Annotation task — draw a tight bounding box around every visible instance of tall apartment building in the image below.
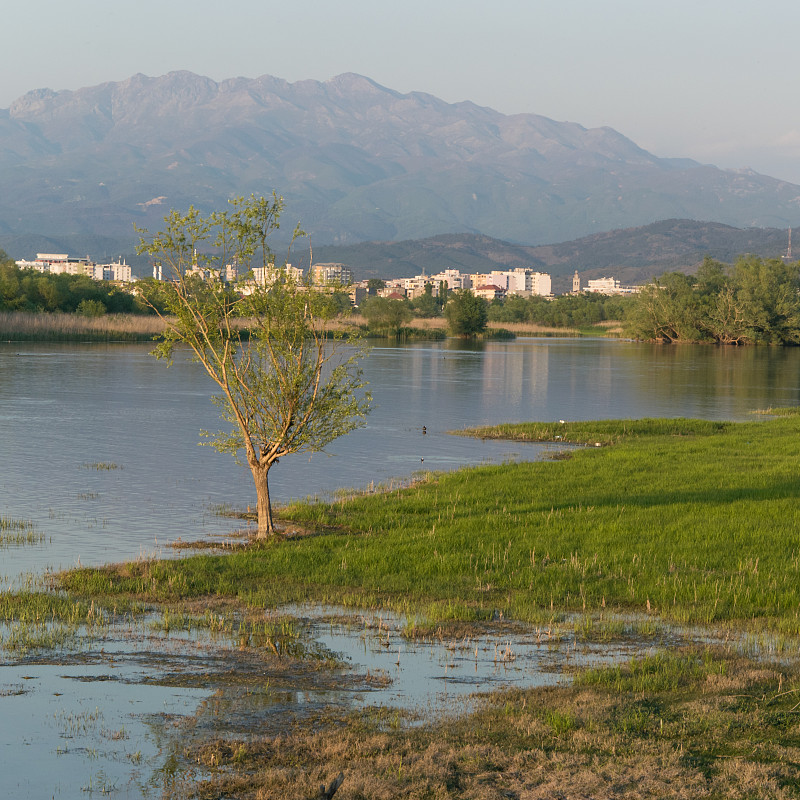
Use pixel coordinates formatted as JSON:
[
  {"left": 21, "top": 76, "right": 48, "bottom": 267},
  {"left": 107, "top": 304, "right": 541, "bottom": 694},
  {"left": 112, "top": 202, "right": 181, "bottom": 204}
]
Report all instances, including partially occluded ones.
[
  {"left": 509, "top": 269, "right": 551, "bottom": 296},
  {"left": 312, "top": 263, "right": 352, "bottom": 285},
  {"left": 429, "top": 269, "right": 471, "bottom": 291},
  {"left": 251, "top": 264, "right": 303, "bottom": 286},
  {"left": 470, "top": 269, "right": 551, "bottom": 297},
  {"left": 93, "top": 261, "right": 132, "bottom": 282}
]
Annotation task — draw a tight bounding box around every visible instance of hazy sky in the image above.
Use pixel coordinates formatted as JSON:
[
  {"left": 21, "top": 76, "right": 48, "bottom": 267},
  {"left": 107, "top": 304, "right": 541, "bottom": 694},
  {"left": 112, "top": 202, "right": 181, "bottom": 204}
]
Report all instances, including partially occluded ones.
[{"left": 7, "top": 0, "right": 800, "bottom": 182}]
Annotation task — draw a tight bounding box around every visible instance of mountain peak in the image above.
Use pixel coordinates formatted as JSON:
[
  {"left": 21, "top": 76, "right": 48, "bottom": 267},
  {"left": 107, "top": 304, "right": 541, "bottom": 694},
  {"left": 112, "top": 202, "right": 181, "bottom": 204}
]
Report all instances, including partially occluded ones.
[{"left": 326, "top": 72, "right": 389, "bottom": 93}]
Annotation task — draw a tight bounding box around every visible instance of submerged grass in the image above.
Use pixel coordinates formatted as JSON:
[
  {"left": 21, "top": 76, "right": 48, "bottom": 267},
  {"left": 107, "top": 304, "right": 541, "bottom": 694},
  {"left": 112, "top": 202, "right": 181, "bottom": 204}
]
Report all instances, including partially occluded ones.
[
  {"left": 0, "top": 516, "right": 44, "bottom": 546},
  {"left": 755, "top": 406, "right": 800, "bottom": 417},
  {"left": 80, "top": 461, "right": 122, "bottom": 471}
]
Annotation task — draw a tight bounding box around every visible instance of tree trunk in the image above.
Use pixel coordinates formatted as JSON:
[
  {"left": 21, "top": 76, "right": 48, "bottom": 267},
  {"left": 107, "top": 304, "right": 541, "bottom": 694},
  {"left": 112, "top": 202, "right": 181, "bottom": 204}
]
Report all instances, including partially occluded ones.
[{"left": 251, "top": 462, "right": 274, "bottom": 538}]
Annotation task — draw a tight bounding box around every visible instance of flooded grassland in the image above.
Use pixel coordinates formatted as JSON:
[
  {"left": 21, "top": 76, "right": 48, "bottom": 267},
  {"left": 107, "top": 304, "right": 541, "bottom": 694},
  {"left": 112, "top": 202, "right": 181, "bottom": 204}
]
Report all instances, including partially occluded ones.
[{"left": 4, "top": 568, "right": 800, "bottom": 799}]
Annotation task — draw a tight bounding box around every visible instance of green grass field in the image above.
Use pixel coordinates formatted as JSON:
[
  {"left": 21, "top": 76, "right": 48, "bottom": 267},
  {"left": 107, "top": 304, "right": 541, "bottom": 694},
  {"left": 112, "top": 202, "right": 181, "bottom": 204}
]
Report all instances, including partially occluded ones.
[{"left": 58, "top": 413, "right": 800, "bottom": 635}]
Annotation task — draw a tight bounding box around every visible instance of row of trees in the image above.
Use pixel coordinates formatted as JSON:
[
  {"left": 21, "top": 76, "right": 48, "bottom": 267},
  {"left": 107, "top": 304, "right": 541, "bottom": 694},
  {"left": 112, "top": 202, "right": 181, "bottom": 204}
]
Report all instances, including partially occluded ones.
[
  {"left": 360, "top": 290, "right": 489, "bottom": 336},
  {"left": 7, "top": 243, "right": 798, "bottom": 346},
  {"left": 360, "top": 286, "right": 632, "bottom": 337},
  {"left": 488, "top": 292, "right": 631, "bottom": 328},
  {"left": 626, "top": 256, "right": 800, "bottom": 344},
  {"left": 0, "top": 257, "right": 149, "bottom": 316}
]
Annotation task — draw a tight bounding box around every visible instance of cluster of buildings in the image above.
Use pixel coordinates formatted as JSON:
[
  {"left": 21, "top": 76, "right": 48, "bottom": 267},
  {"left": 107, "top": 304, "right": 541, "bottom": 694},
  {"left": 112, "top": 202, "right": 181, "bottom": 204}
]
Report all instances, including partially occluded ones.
[
  {"left": 374, "top": 268, "right": 553, "bottom": 300},
  {"left": 15, "top": 253, "right": 133, "bottom": 282},
  {"left": 14, "top": 252, "right": 640, "bottom": 300}
]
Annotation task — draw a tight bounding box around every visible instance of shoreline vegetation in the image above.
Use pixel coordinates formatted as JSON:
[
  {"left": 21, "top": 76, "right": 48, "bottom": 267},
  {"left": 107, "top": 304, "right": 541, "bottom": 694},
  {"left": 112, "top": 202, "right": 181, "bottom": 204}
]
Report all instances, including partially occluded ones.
[
  {"left": 0, "top": 309, "right": 168, "bottom": 341},
  {"left": 0, "top": 309, "right": 607, "bottom": 342},
  {"left": 6, "top": 251, "right": 800, "bottom": 345},
  {"left": 1, "top": 413, "right": 799, "bottom": 796},
  {"left": 35, "top": 411, "right": 800, "bottom": 797}
]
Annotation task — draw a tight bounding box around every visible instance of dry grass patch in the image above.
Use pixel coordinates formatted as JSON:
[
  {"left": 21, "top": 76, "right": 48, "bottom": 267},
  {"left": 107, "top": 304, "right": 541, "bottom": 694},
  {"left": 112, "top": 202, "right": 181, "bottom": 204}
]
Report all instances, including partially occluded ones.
[
  {"left": 172, "top": 648, "right": 800, "bottom": 800},
  {"left": 0, "top": 310, "right": 167, "bottom": 339}
]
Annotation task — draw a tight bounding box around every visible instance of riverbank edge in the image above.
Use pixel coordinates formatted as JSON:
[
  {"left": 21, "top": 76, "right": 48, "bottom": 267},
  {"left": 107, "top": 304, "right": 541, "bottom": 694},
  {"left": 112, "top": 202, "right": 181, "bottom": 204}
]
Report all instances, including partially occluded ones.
[{"left": 52, "top": 413, "right": 800, "bottom": 635}]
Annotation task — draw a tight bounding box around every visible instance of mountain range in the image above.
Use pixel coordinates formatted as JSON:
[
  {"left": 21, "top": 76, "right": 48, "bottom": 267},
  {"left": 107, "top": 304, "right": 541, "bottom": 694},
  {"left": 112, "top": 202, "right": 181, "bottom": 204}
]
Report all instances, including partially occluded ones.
[{"left": 2, "top": 69, "right": 800, "bottom": 269}]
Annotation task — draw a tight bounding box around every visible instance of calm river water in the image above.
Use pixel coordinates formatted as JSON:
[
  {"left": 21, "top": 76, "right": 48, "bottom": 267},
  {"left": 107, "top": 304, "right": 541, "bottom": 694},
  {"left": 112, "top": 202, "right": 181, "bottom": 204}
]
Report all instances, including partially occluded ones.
[{"left": 2, "top": 337, "right": 800, "bottom": 582}]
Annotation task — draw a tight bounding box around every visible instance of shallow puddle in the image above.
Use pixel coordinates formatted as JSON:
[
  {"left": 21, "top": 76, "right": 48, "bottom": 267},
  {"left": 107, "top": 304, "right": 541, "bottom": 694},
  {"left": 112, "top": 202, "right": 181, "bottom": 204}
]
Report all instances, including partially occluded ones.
[
  {"left": 1, "top": 662, "right": 209, "bottom": 798},
  {"left": 0, "top": 605, "right": 706, "bottom": 798},
  {"left": 300, "top": 606, "right": 677, "bottom": 719}
]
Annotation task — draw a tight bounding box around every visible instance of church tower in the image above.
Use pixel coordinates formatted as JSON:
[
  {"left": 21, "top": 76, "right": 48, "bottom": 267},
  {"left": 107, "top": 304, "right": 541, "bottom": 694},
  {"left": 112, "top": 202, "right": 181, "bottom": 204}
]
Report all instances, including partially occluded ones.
[{"left": 572, "top": 270, "right": 580, "bottom": 293}]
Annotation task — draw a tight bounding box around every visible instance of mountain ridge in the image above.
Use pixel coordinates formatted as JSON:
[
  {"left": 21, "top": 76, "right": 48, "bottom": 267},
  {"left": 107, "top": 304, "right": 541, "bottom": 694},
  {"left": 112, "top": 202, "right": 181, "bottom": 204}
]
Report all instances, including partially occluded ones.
[{"left": 2, "top": 70, "right": 800, "bottom": 252}]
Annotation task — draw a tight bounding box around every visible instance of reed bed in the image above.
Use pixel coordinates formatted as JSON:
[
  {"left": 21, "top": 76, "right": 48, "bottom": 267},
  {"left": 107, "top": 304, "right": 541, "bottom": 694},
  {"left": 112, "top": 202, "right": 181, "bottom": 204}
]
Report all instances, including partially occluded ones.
[
  {"left": 0, "top": 311, "right": 167, "bottom": 341},
  {"left": 0, "top": 310, "right": 592, "bottom": 343},
  {"left": 343, "top": 314, "right": 583, "bottom": 337},
  {"left": 489, "top": 320, "right": 582, "bottom": 336}
]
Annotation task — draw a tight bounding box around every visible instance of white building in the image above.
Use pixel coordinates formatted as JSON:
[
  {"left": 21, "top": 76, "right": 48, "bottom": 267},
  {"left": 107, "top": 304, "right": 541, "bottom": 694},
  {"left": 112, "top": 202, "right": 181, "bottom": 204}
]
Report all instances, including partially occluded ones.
[
  {"left": 16, "top": 253, "right": 133, "bottom": 282},
  {"left": 371, "top": 267, "right": 551, "bottom": 299},
  {"left": 251, "top": 263, "right": 303, "bottom": 286},
  {"left": 508, "top": 269, "right": 551, "bottom": 297},
  {"left": 470, "top": 269, "right": 551, "bottom": 297},
  {"left": 585, "top": 276, "right": 640, "bottom": 295},
  {"left": 94, "top": 260, "right": 132, "bottom": 282},
  {"left": 239, "top": 264, "right": 304, "bottom": 294},
  {"left": 401, "top": 275, "right": 430, "bottom": 295},
  {"left": 429, "top": 269, "right": 471, "bottom": 291},
  {"left": 17, "top": 253, "right": 92, "bottom": 276}
]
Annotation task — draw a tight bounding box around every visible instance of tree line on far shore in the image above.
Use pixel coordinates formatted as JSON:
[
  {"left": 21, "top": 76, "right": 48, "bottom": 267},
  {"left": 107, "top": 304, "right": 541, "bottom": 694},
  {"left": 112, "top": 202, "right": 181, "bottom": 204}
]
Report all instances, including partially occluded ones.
[
  {"left": 360, "top": 282, "right": 631, "bottom": 336},
  {"left": 0, "top": 252, "right": 152, "bottom": 316},
  {"left": 627, "top": 255, "right": 800, "bottom": 344},
  {"left": 363, "top": 255, "right": 800, "bottom": 344}
]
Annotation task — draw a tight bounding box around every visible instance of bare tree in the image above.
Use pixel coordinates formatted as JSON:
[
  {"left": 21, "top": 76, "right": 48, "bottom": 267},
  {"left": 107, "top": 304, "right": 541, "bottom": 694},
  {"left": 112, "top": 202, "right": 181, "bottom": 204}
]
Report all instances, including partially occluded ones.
[{"left": 137, "top": 195, "right": 370, "bottom": 537}]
